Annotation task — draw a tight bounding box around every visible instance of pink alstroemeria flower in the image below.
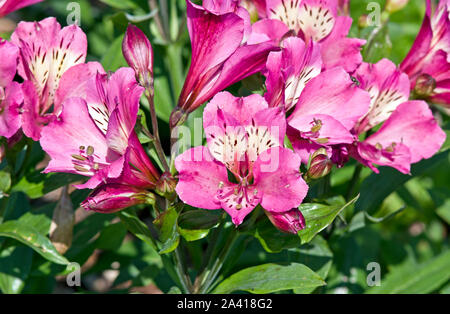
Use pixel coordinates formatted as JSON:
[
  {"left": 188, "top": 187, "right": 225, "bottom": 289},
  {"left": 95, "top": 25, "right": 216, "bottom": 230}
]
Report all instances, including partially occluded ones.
[
  {"left": 40, "top": 64, "right": 160, "bottom": 191},
  {"left": 169, "top": 0, "right": 278, "bottom": 127},
  {"left": 350, "top": 59, "right": 446, "bottom": 174},
  {"left": 10, "top": 17, "right": 87, "bottom": 140},
  {"left": 0, "top": 39, "right": 22, "bottom": 139},
  {"left": 252, "top": 0, "right": 365, "bottom": 72},
  {"left": 286, "top": 67, "right": 371, "bottom": 164},
  {"left": 264, "top": 36, "right": 322, "bottom": 110},
  {"left": 175, "top": 92, "right": 308, "bottom": 226},
  {"left": 0, "top": 0, "right": 42, "bottom": 17},
  {"left": 400, "top": 0, "right": 450, "bottom": 106}
]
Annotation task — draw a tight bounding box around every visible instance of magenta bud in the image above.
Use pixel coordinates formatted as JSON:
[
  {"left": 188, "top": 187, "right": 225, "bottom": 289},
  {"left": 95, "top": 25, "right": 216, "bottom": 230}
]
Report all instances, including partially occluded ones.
[
  {"left": 265, "top": 209, "right": 306, "bottom": 234},
  {"left": 122, "top": 24, "right": 153, "bottom": 88},
  {"left": 81, "top": 184, "right": 155, "bottom": 213},
  {"left": 308, "top": 148, "right": 333, "bottom": 180},
  {"left": 414, "top": 73, "right": 436, "bottom": 98}
]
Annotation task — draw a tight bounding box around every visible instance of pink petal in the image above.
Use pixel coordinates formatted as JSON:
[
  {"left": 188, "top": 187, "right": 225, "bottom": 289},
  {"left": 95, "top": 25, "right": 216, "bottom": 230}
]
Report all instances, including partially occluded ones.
[
  {"left": 253, "top": 147, "right": 308, "bottom": 213},
  {"left": 355, "top": 59, "right": 410, "bottom": 132},
  {"left": 0, "top": 0, "right": 42, "bottom": 17},
  {"left": 0, "top": 82, "right": 22, "bottom": 138},
  {"left": 175, "top": 146, "right": 228, "bottom": 210},
  {"left": 364, "top": 101, "right": 446, "bottom": 165},
  {"left": 0, "top": 39, "right": 19, "bottom": 87},
  {"left": 320, "top": 16, "right": 365, "bottom": 72},
  {"left": 40, "top": 97, "right": 121, "bottom": 180},
  {"left": 290, "top": 67, "right": 370, "bottom": 130}
]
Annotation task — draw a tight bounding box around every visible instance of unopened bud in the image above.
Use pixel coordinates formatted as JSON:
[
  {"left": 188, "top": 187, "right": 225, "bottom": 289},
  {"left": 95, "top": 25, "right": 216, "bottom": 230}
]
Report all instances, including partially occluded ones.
[
  {"left": 358, "top": 15, "right": 370, "bottom": 28},
  {"left": 265, "top": 208, "right": 306, "bottom": 234},
  {"left": 82, "top": 184, "right": 155, "bottom": 213},
  {"left": 156, "top": 172, "right": 177, "bottom": 199},
  {"left": 386, "top": 0, "right": 409, "bottom": 13},
  {"left": 307, "top": 148, "right": 333, "bottom": 180},
  {"left": 122, "top": 24, "right": 153, "bottom": 88},
  {"left": 414, "top": 73, "right": 436, "bottom": 98}
]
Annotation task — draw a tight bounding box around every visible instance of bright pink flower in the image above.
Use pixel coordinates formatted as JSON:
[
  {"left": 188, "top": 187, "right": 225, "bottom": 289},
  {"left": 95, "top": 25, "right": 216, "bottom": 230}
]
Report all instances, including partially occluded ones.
[
  {"left": 40, "top": 64, "right": 160, "bottom": 190},
  {"left": 400, "top": 0, "right": 450, "bottom": 106},
  {"left": 0, "top": 0, "right": 42, "bottom": 17},
  {"left": 354, "top": 59, "right": 411, "bottom": 134},
  {"left": 175, "top": 92, "right": 308, "bottom": 226},
  {"left": 81, "top": 183, "right": 155, "bottom": 213},
  {"left": 169, "top": 0, "right": 278, "bottom": 127},
  {"left": 287, "top": 67, "right": 371, "bottom": 163},
  {"left": 253, "top": 0, "right": 365, "bottom": 72},
  {"left": 0, "top": 39, "right": 22, "bottom": 139},
  {"left": 356, "top": 101, "right": 446, "bottom": 174},
  {"left": 349, "top": 59, "right": 446, "bottom": 174},
  {"left": 264, "top": 36, "right": 322, "bottom": 110},
  {"left": 265, "top": 208, "right": 305, "bottom": 234},
  {"left": 10, "top": 17, "right": 87, "bottom": 140},
  {"left": 122, "top": 24, "right": 153, "bottom": 88}
]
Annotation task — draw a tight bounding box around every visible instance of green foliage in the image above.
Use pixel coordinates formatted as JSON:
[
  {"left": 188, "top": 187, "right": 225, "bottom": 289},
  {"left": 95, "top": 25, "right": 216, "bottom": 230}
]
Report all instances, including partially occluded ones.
[{"left": 0, "top": 0, "right": 448, "bottom": 295}]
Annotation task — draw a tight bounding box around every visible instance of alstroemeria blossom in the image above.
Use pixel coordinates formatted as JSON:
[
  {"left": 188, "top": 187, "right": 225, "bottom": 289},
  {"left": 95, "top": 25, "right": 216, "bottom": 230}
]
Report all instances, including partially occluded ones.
[
  {"left": 0, "top": 0, "right": 42, "bottom": 17},
  {"left": 10, "top": 17, "right": 87, "bottom": 140},
  {"left": 175, "top": 92, "right": 308, "bottom": 226},
  {"left": 169, "top": 0, "right": 278, "bottom": 127},
  {"left": 400, "top": 0, "right": 450, "bottom": 106},
  {"left": 253, "top": 0, "right": 365, "bottom": 72},
  {"left": 354, "top": 59, "right": 411, "bottom": 134},
  {"left": 41, "top": 64, "right": 160, "bottom": 190},
  {"left": 349, "top": 59, "right": 446, "bottom": 174},
  {"left": 264, "top": 36, "right": 322, "bottom": 110},
  {"left": 287, "top": 67, "right": 371, "bottom": 164},
  {"left": 0, "top": 39, "right": 22, "bottom": 139}
]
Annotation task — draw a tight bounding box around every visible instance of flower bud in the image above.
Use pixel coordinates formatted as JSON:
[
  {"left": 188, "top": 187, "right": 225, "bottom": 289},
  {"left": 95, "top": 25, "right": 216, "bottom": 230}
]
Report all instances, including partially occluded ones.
[
  {"left": 385, "top": 0, "right": 409, "bottom": 13},
  {"left": 81, "top": 184, "right": 155, "bottom": 213},
  {"left": 414, "top": 73, "right": 436, "bottom": 98},
  {"left": 156, "top": 172, "right": 177, "bottom": 200},
  {"left": 122, "top": 24, "right": 153, "bottom": 88},
  {"left": 358, "top": 15, "right": 370, "bottom": 28},
  {"left": 307, "top": 148, "right": 333, "bottom": 180},
  {"left": 265, "top": 209, "right": 306, "bottom": 234}
]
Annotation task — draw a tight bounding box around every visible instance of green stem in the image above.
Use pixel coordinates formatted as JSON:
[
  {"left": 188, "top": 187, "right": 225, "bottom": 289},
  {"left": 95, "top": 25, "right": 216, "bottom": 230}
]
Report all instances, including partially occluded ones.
[
  {"left": 173, "top": 245, "right": 193, "bottom": 293},
  {"left": 346, "top": 164, "right": 363, "bottom": 201},
  {"left": 144, "top": 88, "right": 170, "bottom": 173},
  {"left": 198, "top": 228, "right": 239, "bottom": 294}
]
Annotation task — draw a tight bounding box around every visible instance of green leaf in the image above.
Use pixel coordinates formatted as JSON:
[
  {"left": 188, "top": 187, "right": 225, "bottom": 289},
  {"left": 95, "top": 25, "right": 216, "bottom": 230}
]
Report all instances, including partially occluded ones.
[
  {"left": 0, "top": 245, "right": 33, "bottom": 294},
  {"left": 0, "top": 221, "right": 69, "bottom": 265},
  {"left": 213, "top": 263, "right": 325, "bottom": 294},
  {"left": 367, "top": 250, "right": 450, "bottom": 294},
  {"left": 178, "top": 210, "right": 221, "bottom": 230},
  {"left": 253, "top": 218, "right": 301, "bottom": 253},
  {"left": 178, "top": 228, "right": 209, "bottom": 242},
  {"left": 357, "top": 150, "right": 450, "bottom": 214},
  {"left": 298, "top": 195, "right": 359, "bottom": 244},
  {"left": 95, "top": 222, "right": 127, "bottom": 251},
  {"left": 100, "top": 0, "right": 139, "bottom": 10},
  {"left": 11, "top": 172, "right": 83, "bottom": 199},
  {"left": 154, "top": 206, "right": 180, "bottom": 254},
  {"left": 0, "top": 171, "right": 11, "bottom": 197},
  {"left": 101, "top": 35, "right": 127, "bottom": 72},
  {"left": 117, "top": 209, "right": 157, "bottom": 250}
]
